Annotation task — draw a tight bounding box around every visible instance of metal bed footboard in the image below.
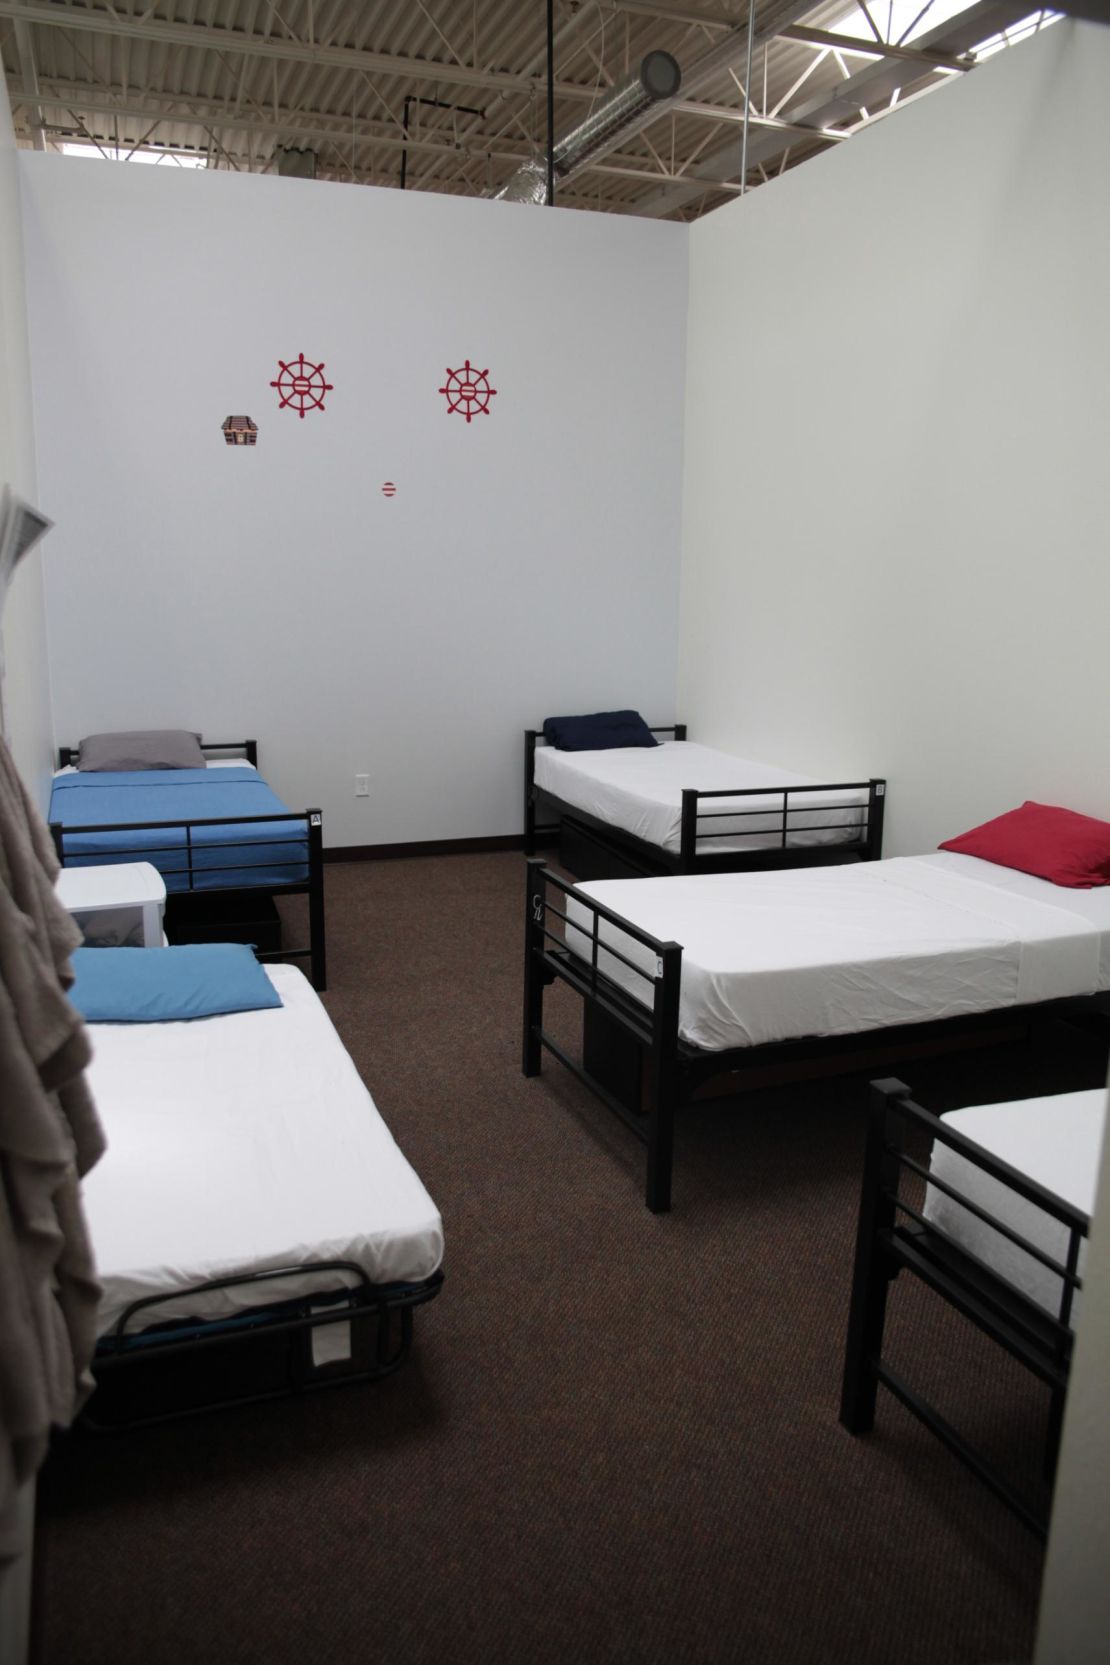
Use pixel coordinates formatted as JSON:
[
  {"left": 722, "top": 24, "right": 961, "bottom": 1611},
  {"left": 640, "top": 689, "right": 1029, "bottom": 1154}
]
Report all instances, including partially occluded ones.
[
  {"left": 50, "top": 807, "right": 327, "bottom": 991},
  {"left": 56, "top": 738, "right": 260, "bottom": 770},
  {"left": 86, "top": 1261, "right": 444, "bottom": 1431},
  {"left": 840, "top": 1078, "right": 1089, "bottom": 1537},
  {"left": 523, "top": 857, "right": 683, "bottom": 1212},
  {"left": 678, "top": 777, "right": 885, "bottom": 870}
]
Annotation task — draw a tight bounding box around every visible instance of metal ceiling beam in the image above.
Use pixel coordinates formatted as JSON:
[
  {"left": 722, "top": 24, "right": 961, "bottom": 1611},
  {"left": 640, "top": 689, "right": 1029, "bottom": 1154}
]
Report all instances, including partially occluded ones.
[
  {"left": 780, "top": 25, "right": 975, "bottom": 71},
  {"left": 609, "top": 1, "right": 736, "bottom": 24},
  {"left": 5, "top": 71, "right": 840, "bottom": 200},
  {"left": 626, "top": 0, "right": 1045, "bottom": 217},
  {"left": 0, "top": 0, "right": 819, "bottom": 130},
  {"left": 782, "top": 0, "right": 1031, "bottom": 127},
  {"left": 7, "top": 81, "right": 518, "bottom": 162},
  {"left": 12, "top": 16, "right": 44, "bottom": 149},
  {"left": 670, "top": 0, "right": 825, "bottom": 97},
  {"left": 9, "top": 77, "right": 749, "bottom": 197},
  {"left": 520, "top": 0, "right": 821, "bottom": 187},
  {"left": 0, "top": 0, "right": 834, "bottom": 219},
  {"left": 673, "top": 99, "right": 842, "bottom": 133},
  {"left": 0, "top": 0, "right": 661, "bottom": 104}
]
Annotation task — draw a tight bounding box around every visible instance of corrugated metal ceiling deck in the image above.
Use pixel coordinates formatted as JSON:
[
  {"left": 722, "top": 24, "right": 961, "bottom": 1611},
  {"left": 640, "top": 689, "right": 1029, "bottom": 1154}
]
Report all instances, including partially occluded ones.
[{"left": 0, "top": 1, "right": 1061, "bottom": 217}]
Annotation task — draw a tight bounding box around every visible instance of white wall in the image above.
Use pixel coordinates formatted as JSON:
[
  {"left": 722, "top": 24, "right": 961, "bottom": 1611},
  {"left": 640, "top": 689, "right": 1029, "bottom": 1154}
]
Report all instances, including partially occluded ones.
[
  {"left": 1036, "top": 1071, "right": 1110, "bottom": 1664},
  {"left": 679, "top": 20, "right": 1110, "bottom": 856},
  {"left": 0, "top": 75, "right": 53, "bottom": 810},
  {"left": 20, "top": 157, "right": 686, "bottom": 846}
]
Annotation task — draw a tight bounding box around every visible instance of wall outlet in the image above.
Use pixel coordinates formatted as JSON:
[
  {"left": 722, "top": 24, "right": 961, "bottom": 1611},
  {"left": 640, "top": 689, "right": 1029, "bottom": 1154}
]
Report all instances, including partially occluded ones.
[{"left": 354, "top": 774, "right": 369, "bottom": 797}]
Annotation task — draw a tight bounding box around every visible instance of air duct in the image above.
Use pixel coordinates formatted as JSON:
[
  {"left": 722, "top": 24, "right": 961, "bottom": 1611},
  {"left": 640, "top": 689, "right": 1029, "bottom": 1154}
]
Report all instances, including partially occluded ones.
[{"left": 491, "top": 50, "right": 681, "bottom": 204}]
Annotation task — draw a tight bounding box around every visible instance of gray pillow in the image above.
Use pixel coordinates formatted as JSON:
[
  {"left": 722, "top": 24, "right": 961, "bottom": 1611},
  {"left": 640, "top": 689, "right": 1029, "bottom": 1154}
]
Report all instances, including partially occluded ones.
[{"left": 77, "top": 729, "right": 206, "bottom": 772}]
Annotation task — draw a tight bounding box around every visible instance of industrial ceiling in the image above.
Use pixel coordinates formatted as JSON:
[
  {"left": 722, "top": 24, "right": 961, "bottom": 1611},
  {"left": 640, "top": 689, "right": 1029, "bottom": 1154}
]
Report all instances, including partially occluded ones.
[{"left": 0, "top": 1, "right": 1063, "bottom": 219}]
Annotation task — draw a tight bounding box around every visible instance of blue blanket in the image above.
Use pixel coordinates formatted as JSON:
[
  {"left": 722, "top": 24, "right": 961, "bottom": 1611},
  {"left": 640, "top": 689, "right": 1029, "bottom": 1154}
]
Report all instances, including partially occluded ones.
[{"left": 49, "top": 768, "right": 309, "bottom": 891}]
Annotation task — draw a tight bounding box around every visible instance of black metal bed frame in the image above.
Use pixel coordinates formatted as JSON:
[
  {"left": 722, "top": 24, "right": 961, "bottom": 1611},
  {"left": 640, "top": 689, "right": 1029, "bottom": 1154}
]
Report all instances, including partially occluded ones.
[
  {"left": 51, "top": 738, "right": 327, "bottom": 990},
  {"left": 524, "top": 725, "right": 886, "bottom": 880},
  {"left": 523, "top": 859, "right": 1098, "bottom": 1214},
  {"left": 86, "top": 1262, "right": 444, "bottom": 1431},
  {"left": 840, "top": 1079, "right": 1089, "bottom": 1537},
  {"left": 55, "top": 738, "right": 259, "bottom": 771}
]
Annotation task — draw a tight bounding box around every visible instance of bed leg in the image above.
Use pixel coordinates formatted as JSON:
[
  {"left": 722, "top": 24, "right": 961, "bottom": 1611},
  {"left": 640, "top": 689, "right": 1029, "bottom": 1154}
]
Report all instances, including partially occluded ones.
[
  {"left": 679, "top": 790, "right": 698, "bottom": 875},
  {"left": 523, "top": 860, "right": 546, "bottom": 1076},
  {"left": 840, "top": 1079, "right": 909, "bottom": 1433},
  {"left": 1044, "top": 1382, "right": 1068, "bottom": 1485},
  {"left": 644, "top": 1101, "right": 674, "bottom": 1213},
  {"left": 644, "top": 943, "right": 682, "bottom": 1213},
  {"left": 307, "top": 811, "right": 327, "bottom": 991}
]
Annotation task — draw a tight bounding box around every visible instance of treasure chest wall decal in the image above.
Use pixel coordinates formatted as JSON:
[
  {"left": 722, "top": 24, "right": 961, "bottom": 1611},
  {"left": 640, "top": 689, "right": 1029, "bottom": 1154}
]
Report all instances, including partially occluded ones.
[{"left": 222, "top": 415, "right": 258, "bottom": 446}]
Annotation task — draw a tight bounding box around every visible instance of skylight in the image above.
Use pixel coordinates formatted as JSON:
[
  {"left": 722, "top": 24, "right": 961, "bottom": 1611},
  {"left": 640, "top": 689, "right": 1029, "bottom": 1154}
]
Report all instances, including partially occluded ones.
[
  {"left": 830, "top": 2, "right": 1061, "bottom": 62},
  {"left": 59, "top": 142, "right": 207, "bottom": 168}
]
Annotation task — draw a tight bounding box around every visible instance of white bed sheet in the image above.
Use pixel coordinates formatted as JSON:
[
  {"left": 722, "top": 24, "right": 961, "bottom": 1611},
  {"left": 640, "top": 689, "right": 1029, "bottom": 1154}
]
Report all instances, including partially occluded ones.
[
  {"left": 565, "top": 852, "right": 1110, "bottom": 1051},
  {"left": 83, "top": 964, "right": 444, "bottom": 1336},
  {"left": 925, "top": 1088, "right": 1106, "bottom": 1319},
  {"left": 534, "top": 741, "right": 868, "bottom": 855}
]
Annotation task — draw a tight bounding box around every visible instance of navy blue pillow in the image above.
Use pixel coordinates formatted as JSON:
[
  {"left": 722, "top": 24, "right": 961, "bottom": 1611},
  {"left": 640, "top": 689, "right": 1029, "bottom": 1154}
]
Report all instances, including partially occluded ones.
[
  {"left": 542, "top": 710, "right": 659, "bottom": 752},
  {"left": 69, "top": 943, "right": 283, "bottom": 1023}
]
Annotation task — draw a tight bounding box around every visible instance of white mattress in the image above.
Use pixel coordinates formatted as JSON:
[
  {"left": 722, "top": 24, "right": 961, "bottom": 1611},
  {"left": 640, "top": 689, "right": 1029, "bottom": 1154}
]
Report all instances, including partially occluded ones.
[
  {"left": 83, "top": 964, "right": 444, "bottom": 1336},
  {"left": 54, "top": 757, "right": 256, "bottom": 777},
  {"left": 566, "top": 852, "right": 1110, "bottom": 1051},
  {"left": 534, "top": 741, "right": 868, "bottom": 855},
  {"left": 925, "top": 1088, "right": 1106, "bottom": 1319}
]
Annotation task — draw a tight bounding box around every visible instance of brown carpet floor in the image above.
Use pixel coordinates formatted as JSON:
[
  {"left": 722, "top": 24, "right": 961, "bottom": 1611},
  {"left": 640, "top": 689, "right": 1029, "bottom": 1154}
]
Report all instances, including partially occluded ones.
[{"left": 32, "top": 854, "right": 1109, "bottom": 1665}]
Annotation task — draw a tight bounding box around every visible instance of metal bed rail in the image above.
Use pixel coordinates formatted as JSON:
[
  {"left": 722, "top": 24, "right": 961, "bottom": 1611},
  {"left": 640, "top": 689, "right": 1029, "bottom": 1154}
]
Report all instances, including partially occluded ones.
[
  {"left": 523, "top": 857, "right": 682, "bottom": 1212},
  {"left": 51, "top": 809, "right": 313, "bottom": 881},
  {"left": 51, "top": 808, "right": 327, "bottom": 990},
  {"left": 840, "top": 1078, "right": 1090, "bottom": 1537},
  {"left": 87, "top": 1261, "right": 444, "bottom": 1431},
  {"left": 678, "top": 777, "right": 885, "bottom": 868},
  {"left": 57, "top": 738, "right": 259, "bottom": 769}
]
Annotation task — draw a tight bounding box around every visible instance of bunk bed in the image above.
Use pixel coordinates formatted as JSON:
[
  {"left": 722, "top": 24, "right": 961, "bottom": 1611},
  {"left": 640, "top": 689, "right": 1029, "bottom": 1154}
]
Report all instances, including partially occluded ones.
[
  {"left": 524, "top": 721, "right": 885, "bottom": 880},
  {"left": 75, "top": 952, "right": 443, "bottom": 1428},
  {"left": 522, "top": 844, "right": 1110, "bottom": 1210},
  {"left": 49, "top": 733, "right": 326, "bottom": 989},
  {"left": 840, "top": 1078, "right": 1102, "bottom": 1536}
]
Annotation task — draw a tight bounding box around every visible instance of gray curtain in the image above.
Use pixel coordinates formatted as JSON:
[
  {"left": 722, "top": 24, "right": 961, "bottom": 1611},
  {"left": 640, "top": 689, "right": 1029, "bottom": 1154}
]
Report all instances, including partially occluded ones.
[{"left": 0, "top": 736, "right": 104, "bottom": 1560}]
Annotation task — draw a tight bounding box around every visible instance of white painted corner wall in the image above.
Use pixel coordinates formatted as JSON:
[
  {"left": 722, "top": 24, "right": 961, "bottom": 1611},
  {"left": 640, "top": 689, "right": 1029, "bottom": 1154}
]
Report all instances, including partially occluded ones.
[
  {"left": 0, "top": 75, "right": 53, "bottom": 811},
  {"left": 1036, "top": 1074, "right": 1110, "bottom": 1665},
  {"left": 20, "top": 159, "right": 687, "bottom": 845},
  {"left": 679, "top": 19, "right": 1110, "bottom": 857}
]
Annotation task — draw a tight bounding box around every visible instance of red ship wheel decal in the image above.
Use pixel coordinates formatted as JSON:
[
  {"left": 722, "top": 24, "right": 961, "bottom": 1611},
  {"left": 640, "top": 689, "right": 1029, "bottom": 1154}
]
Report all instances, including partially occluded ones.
[
  {"left": 439, "top": 360, "right": 497, "bottom": 422},
  {"left": 270, "top": 353, "right": 334, "bottom": 418}
]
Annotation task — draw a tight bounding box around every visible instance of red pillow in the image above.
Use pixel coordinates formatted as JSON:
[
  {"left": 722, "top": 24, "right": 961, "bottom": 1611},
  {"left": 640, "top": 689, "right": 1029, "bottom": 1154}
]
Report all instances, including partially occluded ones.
[{"left": 939, "top": 801, "right": 1110, "bottom": 888}]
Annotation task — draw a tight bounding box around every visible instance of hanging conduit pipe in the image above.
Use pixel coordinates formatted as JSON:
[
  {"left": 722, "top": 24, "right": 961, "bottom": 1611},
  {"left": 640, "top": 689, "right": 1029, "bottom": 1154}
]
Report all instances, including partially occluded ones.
[
  {"left": 491, "top": 50, "right": 681, "bottom": 205},
  {"left": 546, "top": 0, "right": 555, "bottom": 206}
]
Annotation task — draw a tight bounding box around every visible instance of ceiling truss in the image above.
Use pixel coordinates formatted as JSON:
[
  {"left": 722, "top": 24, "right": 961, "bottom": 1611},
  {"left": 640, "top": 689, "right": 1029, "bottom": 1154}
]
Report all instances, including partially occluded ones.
[{"left": 0, "top": 1, "right": 1065, "bottom": 218}]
